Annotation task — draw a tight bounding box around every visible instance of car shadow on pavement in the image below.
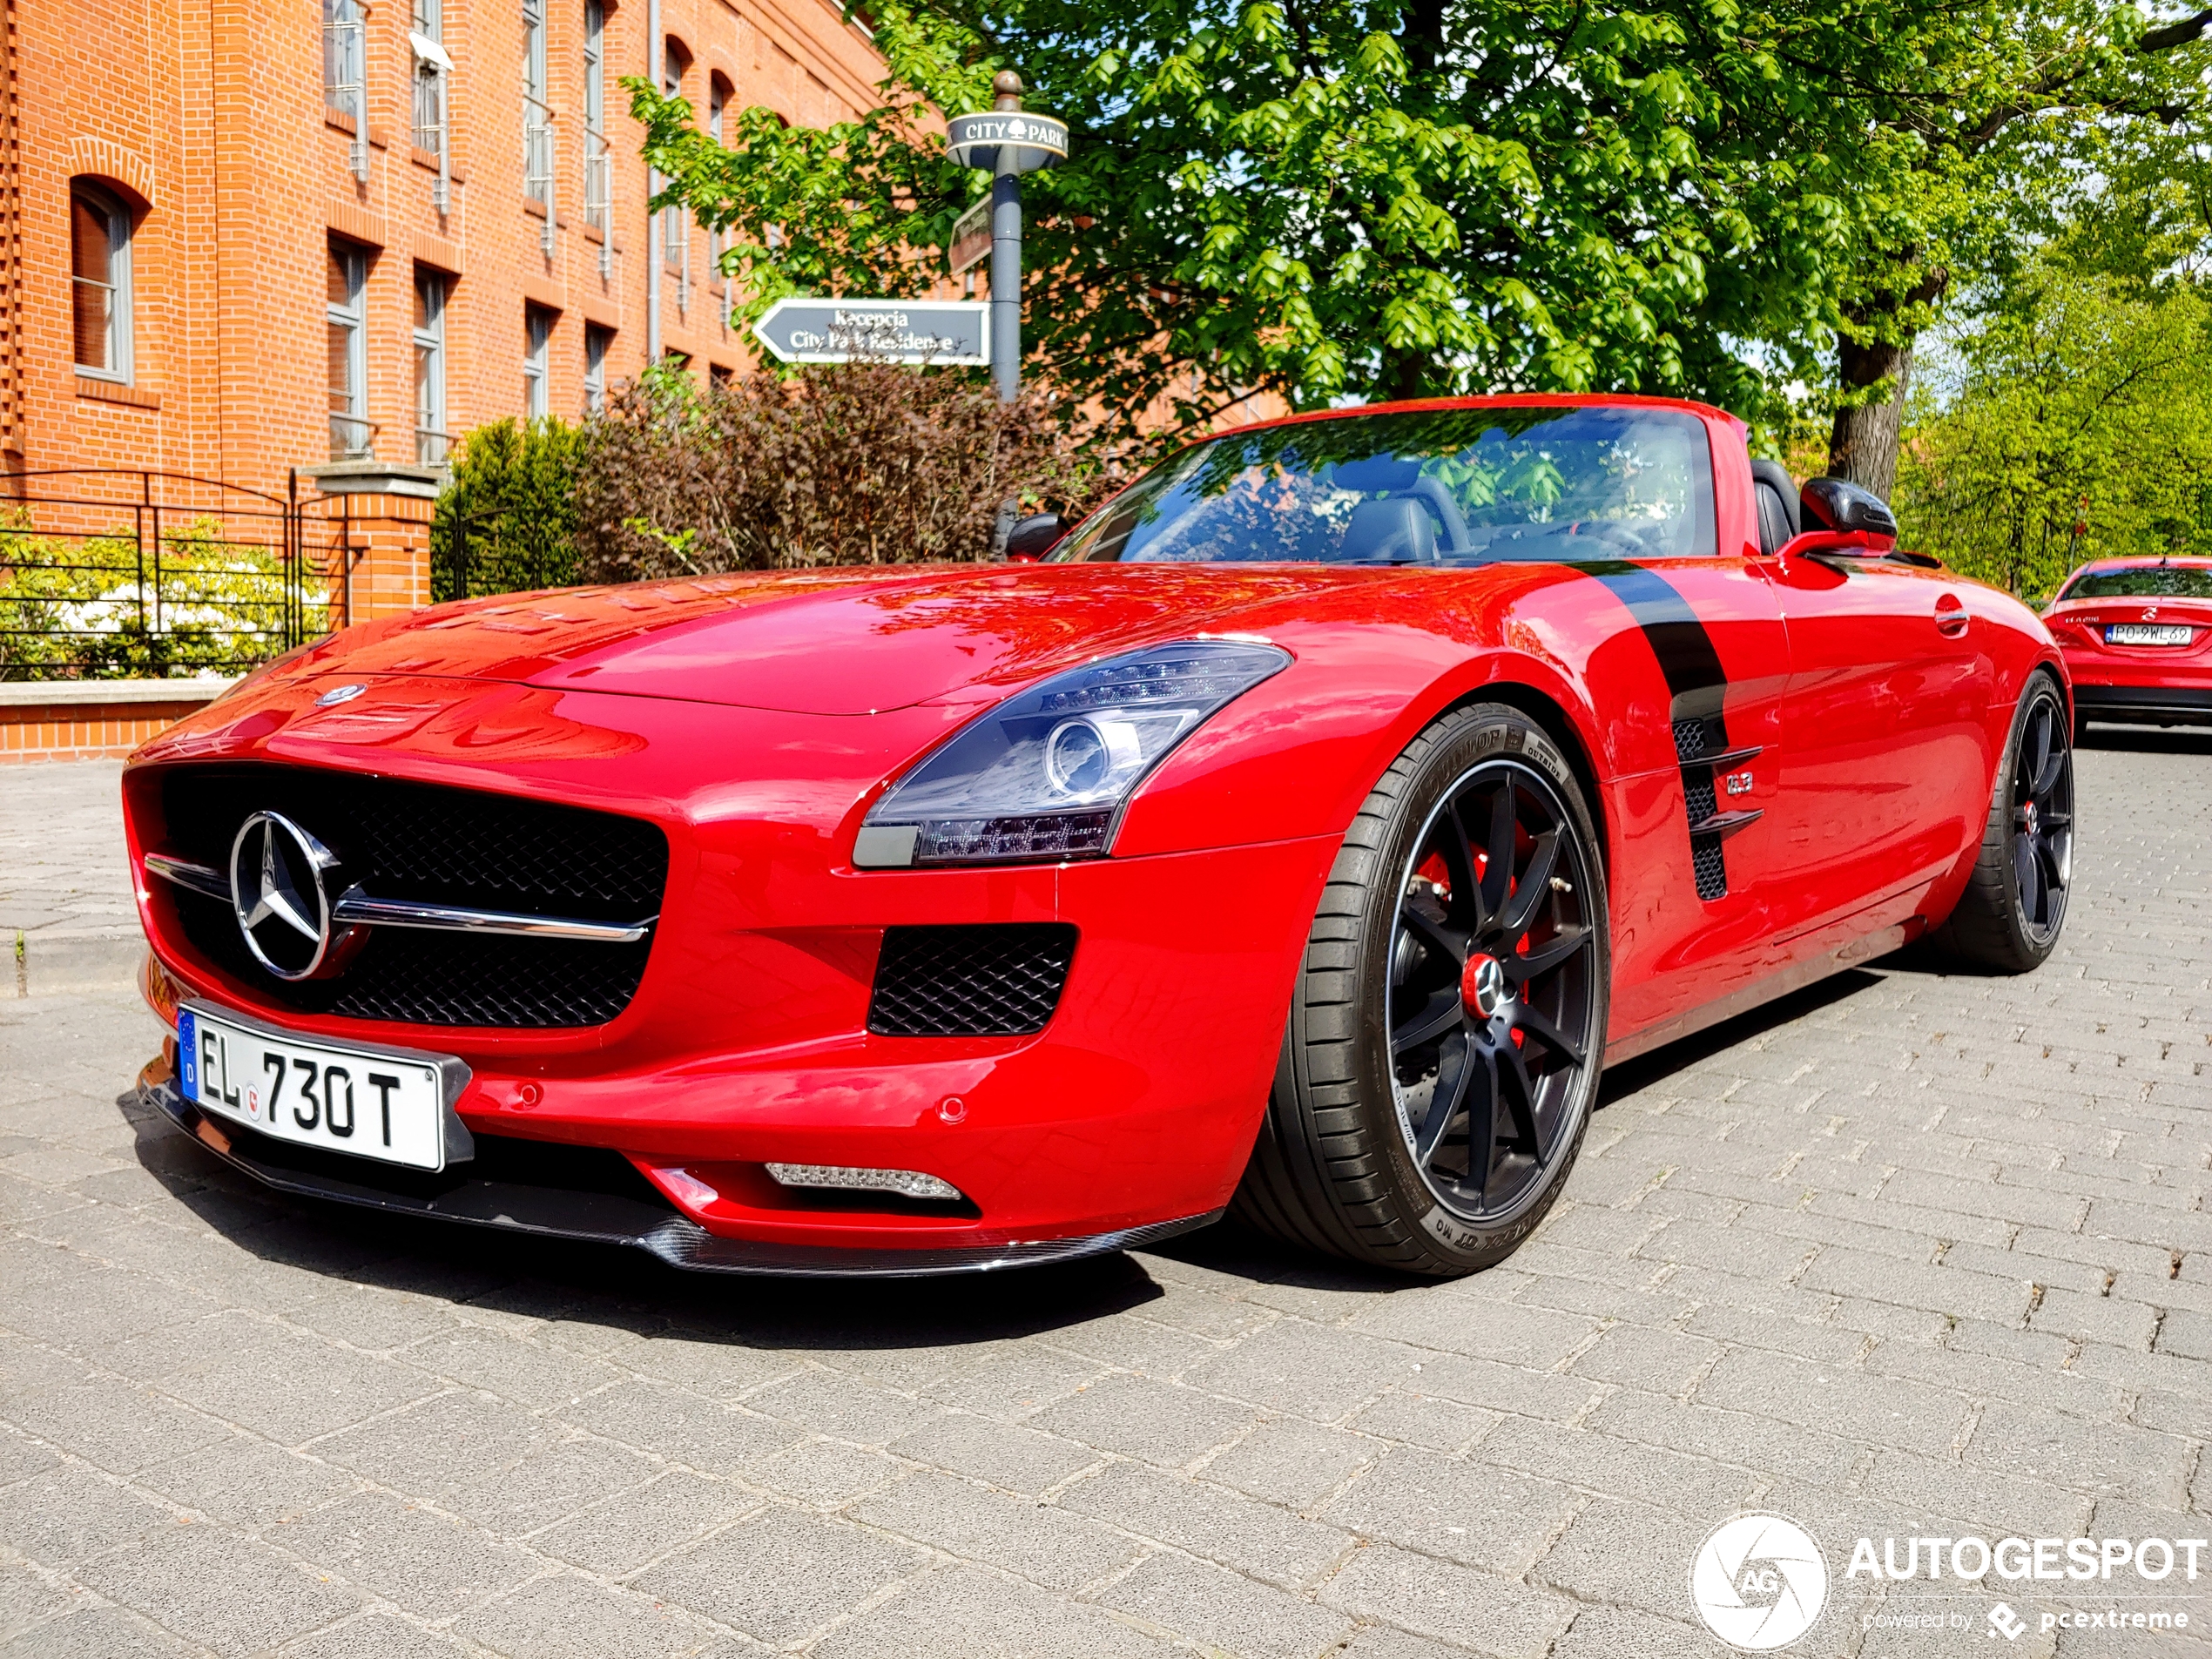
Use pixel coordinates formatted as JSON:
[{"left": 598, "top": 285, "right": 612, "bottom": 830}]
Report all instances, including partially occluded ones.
[
  {"left": 1594, "top": 967, "right": 1885, "bottom": 1106},
  {"left": 2078, "top": 723, "right": 2212, "bottom": 756},
  {"left": 115, "top": 1089, "right": 1190, "bottom": 1352}
]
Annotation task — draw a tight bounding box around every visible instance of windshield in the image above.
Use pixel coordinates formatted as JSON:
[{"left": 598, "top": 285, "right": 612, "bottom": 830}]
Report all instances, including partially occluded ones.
[
  {"left": 1055, "top": 406, "right": 1716, "bottom": 566},
  {"left": 2060, "top": 565, "right": 2212, "bottom": 601}
]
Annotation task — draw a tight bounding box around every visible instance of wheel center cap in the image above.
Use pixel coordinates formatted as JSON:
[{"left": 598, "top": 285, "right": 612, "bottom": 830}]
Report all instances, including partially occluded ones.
[
  {"left": 1461, "top": 953, "right": 1509, "bottom": 1021},
  {"left": 2023, "top": 800, "right": 2038, "bottom": 836}
]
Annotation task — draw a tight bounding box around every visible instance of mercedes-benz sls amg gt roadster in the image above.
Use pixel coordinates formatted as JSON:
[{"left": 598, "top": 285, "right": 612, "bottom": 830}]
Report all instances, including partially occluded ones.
[
  {"left": 2043, "top": 555, "right": 2212, "bottom": 735},
  {"left": 125, "top": 395, "right": 2076, "bottom": 1278}
]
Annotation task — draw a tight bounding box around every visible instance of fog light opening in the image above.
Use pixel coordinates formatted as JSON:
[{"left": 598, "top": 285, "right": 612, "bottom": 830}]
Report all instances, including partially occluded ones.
[
  {"left": 652, "top": 1166, "right": 721, "bottom": 1211},
  {"left": 765, "top": 1163, "right": 966, "bottom": 1204}
]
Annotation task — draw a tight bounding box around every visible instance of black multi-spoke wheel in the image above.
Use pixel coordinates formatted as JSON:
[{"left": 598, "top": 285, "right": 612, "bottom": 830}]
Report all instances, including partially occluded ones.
[
  {"left": 1232, "top": 705, "right": 1609, "bottom": 1275},
  {"left": 1388, "top": 762, "right": 1598, "bottom": 1225},
  {"left": 1932, "top": 672, "right": 2074, "bottom": 972}
]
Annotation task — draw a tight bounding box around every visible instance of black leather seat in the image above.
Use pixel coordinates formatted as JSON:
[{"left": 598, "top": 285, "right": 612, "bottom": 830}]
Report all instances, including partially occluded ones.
[{"left": 1337, "top": 496, "right": 1439, "bottom": 563}]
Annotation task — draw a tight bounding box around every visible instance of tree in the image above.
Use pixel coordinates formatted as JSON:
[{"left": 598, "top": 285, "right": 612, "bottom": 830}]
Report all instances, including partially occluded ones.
[
  {"left": 630, "top": 0, "right": 1864, "bottom": 446},
  {"left": 1895, "top": 266, "right": 2212, "bottom": 596},
  {"left": 430, "top": 418, "right": 583, "bottom": 600},
  {"left": 1743, "top": 0, "right": 2212, "bottom": 494}
]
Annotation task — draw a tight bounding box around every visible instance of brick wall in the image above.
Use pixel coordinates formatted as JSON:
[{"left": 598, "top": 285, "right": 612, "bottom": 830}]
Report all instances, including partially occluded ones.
[
  {"left": 0, "top": 685, "right": 231, "bottom": 762},
  {"left": 5, "top": 0, "right": 887, "bottom": 497}
]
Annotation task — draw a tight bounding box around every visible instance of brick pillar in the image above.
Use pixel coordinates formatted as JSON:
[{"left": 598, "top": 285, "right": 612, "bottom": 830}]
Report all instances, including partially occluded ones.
[{"left": 302, "top": 461, "right": 439, "bottom": 626}]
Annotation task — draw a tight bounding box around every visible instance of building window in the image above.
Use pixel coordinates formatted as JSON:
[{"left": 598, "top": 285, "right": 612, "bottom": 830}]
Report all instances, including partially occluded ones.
[
  {"left": 415, "top": 271, "right": 448, "bottom": 464},
  {"left": 582, "top": 0, "right": 610, "bottom": 236},
  {"left": 325, "top": 0, "right": 368, "bottom": 178},
  {"left": 583, "top": 324, "right": 610, "bottom": 413},
  {"left": 71, "top": 182, "right": 132, "bottom": 382},
  {"left": 705, "top": 75, "right": 730, "bottom": 277},
  {"left": 327, "top": 239, "right": 370, "bottom": 458},
  {"left": 523, "top": 0, "right": 555, "bottom": 223},
  {"left": 524, "top": 306, "right": 553, "bottom": 418},
  {"left": 661, "top": 41, "right": 691, "bottom": 304},
  {"left": 411, "top": 0, "right": 451, "bottom": 208}
]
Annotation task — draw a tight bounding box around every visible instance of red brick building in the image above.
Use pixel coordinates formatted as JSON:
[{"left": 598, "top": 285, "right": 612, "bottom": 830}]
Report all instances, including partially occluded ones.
[{"left": 0, "top": 0, "right": 885, "bottom": 496}]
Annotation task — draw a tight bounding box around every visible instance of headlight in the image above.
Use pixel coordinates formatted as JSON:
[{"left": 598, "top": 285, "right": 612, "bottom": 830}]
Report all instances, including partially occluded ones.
[{"left": 853, "top": 638, "right": 1291, "bottom": 867}]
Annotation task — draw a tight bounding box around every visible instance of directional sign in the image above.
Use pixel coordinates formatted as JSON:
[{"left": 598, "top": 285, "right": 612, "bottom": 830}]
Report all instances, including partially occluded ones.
[
  {"left": 752, "top": 299, "right": 990, "bottom": 367},
  {"left": 945, "top": 111, "right": 1069, "bottom": 173}
]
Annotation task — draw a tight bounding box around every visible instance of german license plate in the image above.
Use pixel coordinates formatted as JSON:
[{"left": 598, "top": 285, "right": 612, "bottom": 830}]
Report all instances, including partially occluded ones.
[
  {"left": 2107, "top": 623, "right": 2194, "bottom": 645},
  {"left": 177, "top": 1003, "right": 451, "bottom": 1170}
]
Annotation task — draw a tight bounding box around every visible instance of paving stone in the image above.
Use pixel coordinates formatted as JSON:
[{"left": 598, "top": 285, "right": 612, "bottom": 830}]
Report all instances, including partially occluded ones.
[
  {"left": 1026, "top": 1372, "right": 1254, "bottom": 1467},
  {"left": 746, "top": 1436, "right": 903, "bottom": 1507},
  {"left": 888, "top": 1410, "right": 1101, "bottom": 1496},
  {"left": 74, "top": 1523, "right": 362, "bottom": 1656},
  {"left": 556, "top": 1380, "right": 805, "bottom": 1475},
  {"left": 852, "top": 1469, "right": 1143, "bottom": 1592},
  {"left": 1530, "top": 1495, "right": 1715, "bottom": 1618},
  {"left": 1693, "top": 1346, "right": 1973, "bottom": 1458},
  {"left": 276, "top": 1610, "right": 475, "bottom": 1659},
  {"left": 278, "top": 1489, "right": 538, "bottom": 1619},
  {"left": 1060, "top": 1460, "right": 1353, "bottom": 1589},
  {"left": 532, "top": 1469, "right": 761, "bottom": 1576},
  {"left": 1323, "top": 1445, "right": 1581, "bottom": 1575},
  {"left": 1203, "top": 1417, "right": 1384, "bottom": 1507},
  {"left": 139, "top": 1433, "right": 361, "bottom": 1529},
  {"left": 1099, "top": 1548, "right": 1356, "bottom": 1659},
  {"left": 0, "top": 1558, "right": 78, "bottom": 1642},
  {"left": 632, "top": 1504, "right": 928, "bottom": 1644},
  {"left": 0, "top": 1603, "right": 195, "bottom": 1659},
  {"left": 450, "top": 1571, "right": 724, "bottom": 1659},
  {"left": 1319, "top": 1541, "right": 1575, "bottom": 1658},
  {"left": 0, "top": 1461, "right": 178, "bottom": 1566},
  {"left": 811, "top": 1561, "right": 1168, "bottom": 1659},
  {"left": 133, "top": 1310, "right": 439, "bottom": 1446},
  {"left": 1346, "top": 1389, "right": 1500, "bottom": 1453}
]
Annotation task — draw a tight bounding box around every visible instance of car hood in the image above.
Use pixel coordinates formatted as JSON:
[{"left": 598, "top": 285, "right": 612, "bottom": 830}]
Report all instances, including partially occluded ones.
[{"left": 265, "top": 563, "right": 1382, "bottom": 714}]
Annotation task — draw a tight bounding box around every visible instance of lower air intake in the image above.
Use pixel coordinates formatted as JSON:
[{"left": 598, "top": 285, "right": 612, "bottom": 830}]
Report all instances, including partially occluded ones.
[{"left": 867, "top": 923, "right": 1078, "bottom": 1037}]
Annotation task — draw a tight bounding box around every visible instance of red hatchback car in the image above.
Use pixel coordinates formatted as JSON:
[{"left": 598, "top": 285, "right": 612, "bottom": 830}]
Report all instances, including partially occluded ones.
[
  {"left": 124, "top": 397, "right": 2074, "bottom": 1278},
  {"left": 2043, "top": 556, "right": 2212, "bottom": 735}
]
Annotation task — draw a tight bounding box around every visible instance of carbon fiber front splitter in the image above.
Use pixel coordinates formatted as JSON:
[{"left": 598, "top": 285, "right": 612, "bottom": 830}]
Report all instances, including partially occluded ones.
[{"left": 137, "top": 1059, "right": 1220, "bottom": 1278}]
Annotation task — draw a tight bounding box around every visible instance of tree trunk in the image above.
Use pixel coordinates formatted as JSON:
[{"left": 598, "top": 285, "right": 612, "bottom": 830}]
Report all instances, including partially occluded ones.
[{"left": 1826, "top": 334, "right": 1914, "bottom": 501}]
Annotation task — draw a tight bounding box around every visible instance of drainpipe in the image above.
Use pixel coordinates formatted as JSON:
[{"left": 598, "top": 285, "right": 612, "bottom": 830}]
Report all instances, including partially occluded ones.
[{"left": 645, "top": 0, "right": 662, "bottom": 361}]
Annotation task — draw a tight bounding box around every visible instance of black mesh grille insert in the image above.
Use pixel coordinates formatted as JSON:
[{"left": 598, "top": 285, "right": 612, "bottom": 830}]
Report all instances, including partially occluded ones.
[
  {"left": 868, "top": 924, "right": 1077, "bottom": 1037},
  {"left": 1690, "top": 834, "right": 1729, "bottom": 900},
  {"left": 156, "top": 764, "right": 666, "bottom": 1028}
]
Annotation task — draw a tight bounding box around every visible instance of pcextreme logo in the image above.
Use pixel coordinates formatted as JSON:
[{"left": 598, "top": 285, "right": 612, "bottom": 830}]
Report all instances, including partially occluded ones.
[{"left": 1689, "top": 1513, "right": 1831, "bottom": 1651}]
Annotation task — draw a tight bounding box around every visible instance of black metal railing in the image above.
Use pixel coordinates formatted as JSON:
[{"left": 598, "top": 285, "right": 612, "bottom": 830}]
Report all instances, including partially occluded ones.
[
  {"left": 0, "top": 469, "right": 354, "bottom": 680},
  {"left": 430, "top": 509, "right": 579, "bottom": 604}
]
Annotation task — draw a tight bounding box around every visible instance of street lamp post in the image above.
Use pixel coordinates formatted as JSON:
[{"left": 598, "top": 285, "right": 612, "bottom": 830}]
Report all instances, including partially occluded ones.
[{"left": 944, "top": 72, "right": 1068, "bottom": 404}]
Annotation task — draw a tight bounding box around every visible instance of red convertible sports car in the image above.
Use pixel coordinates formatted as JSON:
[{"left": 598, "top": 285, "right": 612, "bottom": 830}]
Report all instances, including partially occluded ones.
[
  {"left": 2043, "top": 555, "right": 2212, "bottom": 734},
  {"left": 125, "top": 395, "right": 2074, "bottom": 1278}
]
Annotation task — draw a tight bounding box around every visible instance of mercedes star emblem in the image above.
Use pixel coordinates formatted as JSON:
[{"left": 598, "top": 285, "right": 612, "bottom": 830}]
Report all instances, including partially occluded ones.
[
  {"left": 230, "top": 811, "right": 346, "bottom": 980},
  {"left": 315, "top": 683, "right": 368, "bottom": 707}
]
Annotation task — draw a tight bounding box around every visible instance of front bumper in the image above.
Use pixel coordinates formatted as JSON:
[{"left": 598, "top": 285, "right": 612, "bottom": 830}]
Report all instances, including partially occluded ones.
[{"left": 138, "top": 1055, "right": 1220, "bottom": 1276}]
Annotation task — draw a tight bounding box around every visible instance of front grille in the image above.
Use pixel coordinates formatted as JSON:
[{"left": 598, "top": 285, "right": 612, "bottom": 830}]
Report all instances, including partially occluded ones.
[
  {"left": 867, "top": 924, "right": 1077, "bottom": 1037},
  {"left": 157, "top": 764, "right": 666, "bottom": 1028}
]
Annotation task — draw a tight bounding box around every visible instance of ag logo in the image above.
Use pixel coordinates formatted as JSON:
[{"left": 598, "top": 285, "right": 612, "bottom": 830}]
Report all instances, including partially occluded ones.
[{"left": 1689, "top": 1513, "right": 1829, "bottom": 1650}]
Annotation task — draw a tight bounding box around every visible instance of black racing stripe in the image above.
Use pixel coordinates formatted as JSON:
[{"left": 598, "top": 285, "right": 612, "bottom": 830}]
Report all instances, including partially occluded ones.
[
  {"left": 1572, "top": 560, "right": 1729, "bottom": 726},
  {"left": 1568, "top": 559, "right": 1736, "bottom": 900}
]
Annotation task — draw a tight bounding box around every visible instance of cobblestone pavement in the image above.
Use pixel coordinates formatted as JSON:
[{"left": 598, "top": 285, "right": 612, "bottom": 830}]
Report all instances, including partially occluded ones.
[
  {"left": 0, "top": 758, "right": 140, "bottom": 997},
  {"left": 3, "top": 733, "right": 2209, "bottom": 1659}
]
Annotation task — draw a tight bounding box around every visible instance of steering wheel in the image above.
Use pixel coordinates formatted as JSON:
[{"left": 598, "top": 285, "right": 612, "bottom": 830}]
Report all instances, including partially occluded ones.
[
  {"left": 1412, "top": 476, "right": 1473, "bottom": 559},
  {"left": 1563, "top": 519, "right": 1657, "bottom": 558}
]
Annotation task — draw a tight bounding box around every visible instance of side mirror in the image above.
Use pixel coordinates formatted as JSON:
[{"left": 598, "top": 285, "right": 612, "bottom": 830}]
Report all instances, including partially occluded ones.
[
  {"left": 1800, "top": 476, "right": 1898, "bottom": 548},
  {"left": 1003, "top": 512, "right": 1069, "bottom": 562}
]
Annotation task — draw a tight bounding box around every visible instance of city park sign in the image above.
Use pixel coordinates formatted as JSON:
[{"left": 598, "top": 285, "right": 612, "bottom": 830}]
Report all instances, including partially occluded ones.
[
  {"left": 752, "top": 300, "right": 990, "bottom": 367},
  {"left": 744, "top": 74, "right": 1065, "bottom": 403}
]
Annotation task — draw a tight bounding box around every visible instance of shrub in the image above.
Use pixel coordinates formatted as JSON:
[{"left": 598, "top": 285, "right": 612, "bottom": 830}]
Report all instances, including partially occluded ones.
[
  {"left": 430, "top": 417, "right": 584, "bottom": 601},
  {"left": 572, "top": 362, "right": 1117, "bottom": 582}
]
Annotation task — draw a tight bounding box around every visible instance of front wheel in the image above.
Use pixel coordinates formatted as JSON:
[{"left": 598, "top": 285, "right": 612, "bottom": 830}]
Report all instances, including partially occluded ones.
[
  {"left": 1231, "top": 704, "right": 1610, "bottom": 1275},
  {"left": 1932, "top": 671, "right": 2074, "bottom": 972}
]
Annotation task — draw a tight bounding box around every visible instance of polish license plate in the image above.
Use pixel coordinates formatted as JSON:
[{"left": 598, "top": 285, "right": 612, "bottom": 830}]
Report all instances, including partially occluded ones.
[
  {"left": 177, "top": 1003, "right": 451, "bottom": 1170},
  {"left": 2107, "top": 623, "right": 2194, "bottom": 645}
]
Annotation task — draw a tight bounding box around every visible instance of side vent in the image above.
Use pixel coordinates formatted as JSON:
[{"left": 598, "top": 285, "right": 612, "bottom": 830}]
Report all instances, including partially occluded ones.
[
  {"left": 1672, "top": 717, "right": 1762, "bottom": 901},
  {"left": 867, "top": 924, "right": 1078, "bottom": 1037}
]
